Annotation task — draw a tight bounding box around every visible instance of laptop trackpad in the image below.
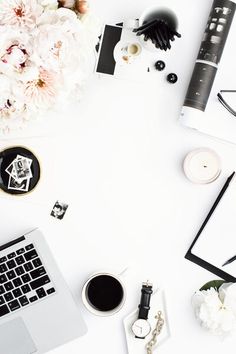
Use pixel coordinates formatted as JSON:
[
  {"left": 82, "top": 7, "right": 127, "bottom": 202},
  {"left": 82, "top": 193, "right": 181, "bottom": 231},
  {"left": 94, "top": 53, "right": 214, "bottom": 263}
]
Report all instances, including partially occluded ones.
[{"left": 0, "top": 317, "right": 37, "bottom": 354}]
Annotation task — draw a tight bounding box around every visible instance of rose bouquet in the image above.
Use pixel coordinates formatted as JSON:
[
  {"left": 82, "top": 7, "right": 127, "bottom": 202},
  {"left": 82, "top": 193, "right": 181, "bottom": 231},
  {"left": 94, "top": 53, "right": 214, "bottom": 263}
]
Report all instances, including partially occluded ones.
[
  {"left": 0, "top": 0, "right": 100, "bottom": 132},
  {"left": 192, "top": 280, "right": 236, "bottom": 337}
]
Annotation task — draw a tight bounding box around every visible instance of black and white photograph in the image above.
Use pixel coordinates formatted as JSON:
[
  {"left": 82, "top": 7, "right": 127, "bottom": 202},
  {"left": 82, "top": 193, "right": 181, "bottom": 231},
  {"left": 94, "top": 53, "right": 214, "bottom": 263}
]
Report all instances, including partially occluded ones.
[
  {"left": 50, "top": 201, "right": 69, "bottom": 220},
  {"left": 5, "top": 155, "right": 33, "bottom": 192},
  {"left": 5, "top": 162, "right": 18, "bottom": 179},
  {"left": 13, "top": 157, "right": 32, "bottom": 180},
  {"left": 17, "top": 155, "right": 33, "bottom": 169},
  {"left": 8, "top": 175, "right": 30, "bottom": 192}
]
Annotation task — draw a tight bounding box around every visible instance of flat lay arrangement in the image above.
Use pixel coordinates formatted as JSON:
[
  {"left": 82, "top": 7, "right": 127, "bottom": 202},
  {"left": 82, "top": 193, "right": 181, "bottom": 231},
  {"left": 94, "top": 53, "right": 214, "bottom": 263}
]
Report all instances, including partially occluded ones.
[{"left": 0, "top": 0, "right": 236, "bottom": 354}]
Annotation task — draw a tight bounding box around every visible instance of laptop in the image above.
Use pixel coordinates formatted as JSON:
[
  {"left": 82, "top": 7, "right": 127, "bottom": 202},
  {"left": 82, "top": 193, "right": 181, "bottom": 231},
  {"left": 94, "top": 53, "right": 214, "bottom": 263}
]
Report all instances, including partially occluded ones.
[{"left": 0, "top": 229, "right": 87, "bottom": 354}]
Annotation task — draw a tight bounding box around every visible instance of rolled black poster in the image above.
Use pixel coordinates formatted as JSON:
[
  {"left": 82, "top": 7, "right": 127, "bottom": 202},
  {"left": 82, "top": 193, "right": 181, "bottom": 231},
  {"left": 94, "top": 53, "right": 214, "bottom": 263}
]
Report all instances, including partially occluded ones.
[{"left": 183, "top": 0, "right": 236, "bottom": 112}]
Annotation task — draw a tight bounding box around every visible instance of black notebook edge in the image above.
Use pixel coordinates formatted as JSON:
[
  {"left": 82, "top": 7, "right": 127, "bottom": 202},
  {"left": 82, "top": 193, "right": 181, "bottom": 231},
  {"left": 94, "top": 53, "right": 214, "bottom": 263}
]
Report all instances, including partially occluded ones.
[{"left": 185, "top": 171, "right": 236, "bottom": 282}]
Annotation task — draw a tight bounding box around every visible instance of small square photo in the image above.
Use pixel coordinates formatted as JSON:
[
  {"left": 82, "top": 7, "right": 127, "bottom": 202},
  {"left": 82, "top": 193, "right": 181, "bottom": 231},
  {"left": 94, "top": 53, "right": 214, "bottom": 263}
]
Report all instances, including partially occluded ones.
[
  {"left": 50, "top": 201, "right": 68, "bottom": 220},
  {"left": 8, "top": 176, "right": 30, "bottom": 192},
  {"left": 13, "top": 158, "right": 32, "bottom": 179}
]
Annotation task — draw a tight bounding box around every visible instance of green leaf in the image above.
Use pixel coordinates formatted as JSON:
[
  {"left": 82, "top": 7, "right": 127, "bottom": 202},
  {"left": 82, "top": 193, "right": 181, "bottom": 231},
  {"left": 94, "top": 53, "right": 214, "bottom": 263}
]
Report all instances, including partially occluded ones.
[{"left": 200, "top": 280, "right": 225, "bottom": 291}]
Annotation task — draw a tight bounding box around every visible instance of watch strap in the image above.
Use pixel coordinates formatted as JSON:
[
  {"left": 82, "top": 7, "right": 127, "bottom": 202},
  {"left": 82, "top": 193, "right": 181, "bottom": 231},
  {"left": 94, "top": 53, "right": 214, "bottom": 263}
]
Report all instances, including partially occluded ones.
[{"left": 138, "top": 284, "right": 153, "bottom": 320}]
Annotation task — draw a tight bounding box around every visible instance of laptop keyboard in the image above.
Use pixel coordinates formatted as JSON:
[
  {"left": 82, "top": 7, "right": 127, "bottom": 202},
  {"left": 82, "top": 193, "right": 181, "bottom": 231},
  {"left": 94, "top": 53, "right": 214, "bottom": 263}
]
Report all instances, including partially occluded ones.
[{"left": 0, "top": 243, "right": 55, "bottom": 318}]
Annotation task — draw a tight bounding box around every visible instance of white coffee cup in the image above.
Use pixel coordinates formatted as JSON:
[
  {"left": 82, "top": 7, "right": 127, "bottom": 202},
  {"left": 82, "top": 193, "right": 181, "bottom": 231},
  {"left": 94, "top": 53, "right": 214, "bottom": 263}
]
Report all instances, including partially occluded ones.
[
  {"left": 127, "top": 43, "right": 142, "bottom": 57},
  {"left": 113, "top": 41, "right": 142, "bottom": 66},
  {"left": 82, "top": 271, "right": 126, "bottom": 316}
]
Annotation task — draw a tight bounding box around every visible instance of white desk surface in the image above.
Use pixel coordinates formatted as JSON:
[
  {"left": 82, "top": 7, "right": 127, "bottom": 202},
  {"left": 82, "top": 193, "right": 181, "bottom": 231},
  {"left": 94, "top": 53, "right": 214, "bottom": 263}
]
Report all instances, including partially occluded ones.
[{"left": 1, "top": 0, "right": 236, "bottom": 353}]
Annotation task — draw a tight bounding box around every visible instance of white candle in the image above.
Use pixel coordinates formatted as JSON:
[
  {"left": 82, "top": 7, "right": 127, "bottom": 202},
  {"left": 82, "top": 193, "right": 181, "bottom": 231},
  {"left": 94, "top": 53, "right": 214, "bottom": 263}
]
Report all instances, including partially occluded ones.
[{"left": 183, "top": 148, "right": 221, "bottom": 184}]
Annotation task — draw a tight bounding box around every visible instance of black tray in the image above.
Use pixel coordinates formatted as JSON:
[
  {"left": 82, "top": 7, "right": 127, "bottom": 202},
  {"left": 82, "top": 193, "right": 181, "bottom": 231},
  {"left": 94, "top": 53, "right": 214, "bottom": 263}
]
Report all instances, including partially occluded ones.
[{"left": 0, "top": 146, "right": 40, "bottom": 195}]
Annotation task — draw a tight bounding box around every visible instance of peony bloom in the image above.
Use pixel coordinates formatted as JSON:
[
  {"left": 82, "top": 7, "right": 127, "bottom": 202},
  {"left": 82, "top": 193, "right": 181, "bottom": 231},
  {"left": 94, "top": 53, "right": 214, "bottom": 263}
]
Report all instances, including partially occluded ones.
[
  {"left": 0, "top": 27, "right": 39, "bottom": 82},
  {"left": 0, "top": 0, "right": 43, "bottom": 29},
  {"left": 2, "top": 45, "right": 28, "bottom": 68},
  {"left": 192, "top": 283, "right": 236, "bottom": 337},
  {"left": 34, "top": 7, "right": 98, "bottom": 100},
  {"left": 32, "top": 8, "right": 80, "bottom": 72},
  {"left": 0, "top": 75, "right": 27, "bottom": 132}
]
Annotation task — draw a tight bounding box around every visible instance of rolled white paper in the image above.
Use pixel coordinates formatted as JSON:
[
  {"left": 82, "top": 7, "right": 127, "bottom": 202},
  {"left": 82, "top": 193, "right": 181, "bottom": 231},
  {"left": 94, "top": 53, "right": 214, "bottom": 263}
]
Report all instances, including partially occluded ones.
[{"left": 182, "top": 0, "right": 236, "bottom": 113}]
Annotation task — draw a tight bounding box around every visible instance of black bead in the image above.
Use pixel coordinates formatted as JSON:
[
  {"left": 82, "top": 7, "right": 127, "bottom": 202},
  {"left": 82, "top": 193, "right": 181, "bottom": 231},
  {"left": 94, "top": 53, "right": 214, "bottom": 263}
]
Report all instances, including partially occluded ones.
[
  {"left": 154, "top": 60, "right": 165, "bottom": 71},
  {"left": 167, "top": 73, "right": 178, "bottom": 84}
]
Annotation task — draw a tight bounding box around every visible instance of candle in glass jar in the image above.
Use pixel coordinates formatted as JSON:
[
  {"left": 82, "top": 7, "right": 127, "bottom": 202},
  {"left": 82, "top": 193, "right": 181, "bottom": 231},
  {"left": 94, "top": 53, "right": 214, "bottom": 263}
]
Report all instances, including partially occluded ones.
[{"left": 183, "top": 148, "right": 221, "bottom": 184}]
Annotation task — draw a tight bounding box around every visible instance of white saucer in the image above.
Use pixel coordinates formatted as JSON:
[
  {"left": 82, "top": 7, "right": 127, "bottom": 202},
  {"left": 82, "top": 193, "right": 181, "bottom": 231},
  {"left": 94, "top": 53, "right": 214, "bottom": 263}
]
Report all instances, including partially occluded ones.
[
  {"left": 113, "top": 41, "right": 142, "bottom": 67},
  {"left": 123, "top": 289, "right": 171, "bottom": 354}
]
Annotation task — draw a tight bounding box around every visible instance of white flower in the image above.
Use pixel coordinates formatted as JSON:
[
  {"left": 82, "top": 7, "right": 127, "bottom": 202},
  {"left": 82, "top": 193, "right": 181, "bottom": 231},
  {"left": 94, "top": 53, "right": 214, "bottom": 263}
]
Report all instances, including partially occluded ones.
[
  {"left": 0, "top": 26, "right": 39, "bottom": 82},
  {"left": 34, "top": 8, "right": 97, "bottom": 98},
  {"left": 33, "top": 8, "right": 81, "bottom": 71},
  {"left": 192, "top": 283, "right": 236, "bottom": 337},
  {"left": 0, "top": 0, "right": 100, "bottom": 132},
  {"left": 24, "top": 68, "right": 60, "bottom": 110},
  {"left": 0, "top": 0, "right": 43, "bottom": 29},
  {"left": 0, "top": 75, "right": 27, "bottom": 132},
  {"left": 38, "top": 0, "right": 58, "bottom": 10}
]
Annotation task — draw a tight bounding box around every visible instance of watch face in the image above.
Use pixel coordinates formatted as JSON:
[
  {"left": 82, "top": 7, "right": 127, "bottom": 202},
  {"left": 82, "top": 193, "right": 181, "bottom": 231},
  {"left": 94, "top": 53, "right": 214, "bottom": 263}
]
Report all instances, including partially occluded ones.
[{"left": 132, "top": 319, "right": 151, "bottom": 338}]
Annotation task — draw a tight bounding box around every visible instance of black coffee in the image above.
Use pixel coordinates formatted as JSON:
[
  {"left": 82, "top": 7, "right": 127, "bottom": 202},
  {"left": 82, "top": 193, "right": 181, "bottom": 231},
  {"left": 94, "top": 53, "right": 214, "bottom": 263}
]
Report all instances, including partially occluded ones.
[{"left": 86, "top": 275, "right": 124, "bottom": 312}]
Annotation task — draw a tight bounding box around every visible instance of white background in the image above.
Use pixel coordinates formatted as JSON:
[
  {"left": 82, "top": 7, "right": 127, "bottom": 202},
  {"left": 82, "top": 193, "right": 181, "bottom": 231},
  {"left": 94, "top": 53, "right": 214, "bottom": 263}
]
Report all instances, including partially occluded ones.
[{"left": 1, "top": 0, "right": 236, "bottom": 353}]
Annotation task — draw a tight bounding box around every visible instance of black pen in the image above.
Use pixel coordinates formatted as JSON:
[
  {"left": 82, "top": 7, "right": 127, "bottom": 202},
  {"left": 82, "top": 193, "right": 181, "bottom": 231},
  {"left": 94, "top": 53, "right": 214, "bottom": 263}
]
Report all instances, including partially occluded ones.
[{"left": 222, "top": 255, "right": 236, "bottom": 267}]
